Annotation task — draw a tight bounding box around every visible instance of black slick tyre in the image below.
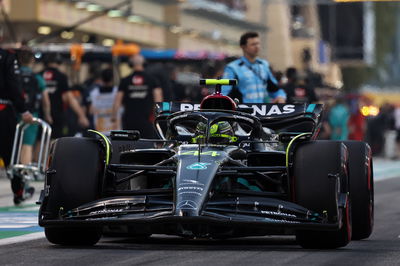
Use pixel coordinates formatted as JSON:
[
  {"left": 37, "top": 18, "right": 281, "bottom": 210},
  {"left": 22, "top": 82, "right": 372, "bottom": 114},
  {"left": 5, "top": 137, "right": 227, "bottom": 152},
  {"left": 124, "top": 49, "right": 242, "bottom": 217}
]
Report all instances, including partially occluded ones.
[
  {"left": 343, "top": 141, "right": 374, "bottom": 240},
  {"left": 45, "top": 227, "right": 102, "bottom": 246},
  {"left": 293, "top": 141, "right": 352, "bottom": 249},
  {"left": 42, "top": 137, "right": 104, "bottom": 245}
]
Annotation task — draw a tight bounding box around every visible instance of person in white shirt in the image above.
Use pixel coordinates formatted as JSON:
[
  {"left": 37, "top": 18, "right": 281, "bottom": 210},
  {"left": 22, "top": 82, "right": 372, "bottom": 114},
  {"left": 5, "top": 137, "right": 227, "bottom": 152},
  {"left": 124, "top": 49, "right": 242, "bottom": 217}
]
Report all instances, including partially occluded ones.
[{"left": 89, "top": 68, "right": 120, "bottom": 131}]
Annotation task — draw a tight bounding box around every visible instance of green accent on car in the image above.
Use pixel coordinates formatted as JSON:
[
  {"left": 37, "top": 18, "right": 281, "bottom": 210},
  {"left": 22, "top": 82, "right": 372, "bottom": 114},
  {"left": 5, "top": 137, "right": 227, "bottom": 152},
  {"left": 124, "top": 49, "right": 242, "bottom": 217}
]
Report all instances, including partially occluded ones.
[
  {"left": 237, "top": 178, "right": 261, "bottom": 192},
  {"left": 285, "top": 133, "right": 312, "bottom": 167},
  {"left": 306, "top": 104, "right": 316, "bottom": 113},
  {"left": 88, "top": 129, "right": 111, "bottom": 165},
  {"left": 186, "top": 162, "right": 212, "bottom": 170},
  {"left": 162, "top": 102, "right": 170, "bottom": 112},
  {"left": 305, "top": 104, "right": 316, "bottom": 118}
]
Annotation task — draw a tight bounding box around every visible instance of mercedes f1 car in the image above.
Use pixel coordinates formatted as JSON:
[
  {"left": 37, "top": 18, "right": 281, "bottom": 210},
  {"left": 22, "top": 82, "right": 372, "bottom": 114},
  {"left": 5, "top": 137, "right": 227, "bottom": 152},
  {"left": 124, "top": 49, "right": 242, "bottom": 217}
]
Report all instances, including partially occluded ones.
[{"left": 38, "top": 79, "right": 373, "bottom": 249}]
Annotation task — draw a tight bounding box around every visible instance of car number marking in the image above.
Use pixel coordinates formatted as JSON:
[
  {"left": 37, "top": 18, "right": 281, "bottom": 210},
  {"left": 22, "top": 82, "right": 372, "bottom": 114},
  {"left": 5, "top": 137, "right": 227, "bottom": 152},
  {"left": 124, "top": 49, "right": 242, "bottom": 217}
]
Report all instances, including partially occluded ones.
[{"left": 181, "top": 151, "right": 220, "bottom": 156}]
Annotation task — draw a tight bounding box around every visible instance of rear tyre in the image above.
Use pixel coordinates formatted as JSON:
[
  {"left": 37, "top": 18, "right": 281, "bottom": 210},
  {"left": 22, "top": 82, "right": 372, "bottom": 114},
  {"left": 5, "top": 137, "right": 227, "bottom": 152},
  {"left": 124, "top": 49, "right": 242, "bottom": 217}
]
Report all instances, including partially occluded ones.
[
  {"left": 293, "top": 141, "right": 351, "bottom": 249},
  {"left": 343, "top": 141, "right": 374, "bottom": 240},
  {"left": 41, "top": 137, "right": 104, "bottom": 245}
]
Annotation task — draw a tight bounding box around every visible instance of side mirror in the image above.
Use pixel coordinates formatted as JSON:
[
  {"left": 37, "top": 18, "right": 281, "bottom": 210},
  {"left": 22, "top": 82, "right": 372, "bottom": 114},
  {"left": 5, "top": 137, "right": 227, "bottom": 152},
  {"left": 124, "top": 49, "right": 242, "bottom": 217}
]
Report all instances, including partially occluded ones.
[{"left": 110, "top": 130, "right": 140, "bottom": 141}]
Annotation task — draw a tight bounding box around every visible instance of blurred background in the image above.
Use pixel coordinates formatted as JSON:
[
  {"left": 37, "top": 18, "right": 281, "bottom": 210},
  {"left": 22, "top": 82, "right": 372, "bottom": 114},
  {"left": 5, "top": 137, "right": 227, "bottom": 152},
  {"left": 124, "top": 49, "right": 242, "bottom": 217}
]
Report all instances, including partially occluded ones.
[{"left": 1, "top": 0, "right": 400, "bottom": 160}]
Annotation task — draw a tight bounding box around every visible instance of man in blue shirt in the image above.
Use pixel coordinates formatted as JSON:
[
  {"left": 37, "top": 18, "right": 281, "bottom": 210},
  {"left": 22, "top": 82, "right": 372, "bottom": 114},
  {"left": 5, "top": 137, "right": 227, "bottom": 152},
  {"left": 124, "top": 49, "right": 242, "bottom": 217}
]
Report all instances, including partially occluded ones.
[{"left": 222, "top": 32, "right": 286, "bottom": 103}]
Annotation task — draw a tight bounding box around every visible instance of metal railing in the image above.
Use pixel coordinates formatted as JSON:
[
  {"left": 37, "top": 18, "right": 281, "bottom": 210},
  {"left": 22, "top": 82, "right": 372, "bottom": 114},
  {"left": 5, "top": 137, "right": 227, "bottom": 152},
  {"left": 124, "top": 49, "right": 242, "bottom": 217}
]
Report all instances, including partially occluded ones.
[{"left": 7, "top": 118, "right": 52, "bottom": 180}]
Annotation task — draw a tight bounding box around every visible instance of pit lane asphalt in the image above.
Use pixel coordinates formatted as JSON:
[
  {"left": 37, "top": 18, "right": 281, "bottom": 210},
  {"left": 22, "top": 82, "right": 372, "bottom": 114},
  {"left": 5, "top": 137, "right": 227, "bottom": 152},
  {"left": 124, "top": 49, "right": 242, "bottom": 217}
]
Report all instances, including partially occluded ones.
[{"left": 0, "top": 175, "right": 399, "bottom": 265}]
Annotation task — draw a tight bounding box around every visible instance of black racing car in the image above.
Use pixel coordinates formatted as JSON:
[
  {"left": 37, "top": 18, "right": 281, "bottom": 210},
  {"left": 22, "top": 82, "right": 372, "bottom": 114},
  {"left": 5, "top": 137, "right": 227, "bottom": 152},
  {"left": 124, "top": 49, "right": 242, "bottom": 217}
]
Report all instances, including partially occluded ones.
[{"left": 38, "top": 79, "right": 373, "bottom": 249}]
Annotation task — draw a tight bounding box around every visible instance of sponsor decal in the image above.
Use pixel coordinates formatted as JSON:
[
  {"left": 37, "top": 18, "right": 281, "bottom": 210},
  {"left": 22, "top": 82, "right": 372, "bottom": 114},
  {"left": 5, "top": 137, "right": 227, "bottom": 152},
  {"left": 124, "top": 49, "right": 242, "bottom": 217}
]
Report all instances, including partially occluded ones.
[
  {"left": 177, "top": 200, "right": 198, "bottom": 210},
  {"left": 132, "top": 75, "right": 144, "bottom": 85},
  {"left": 178, "top": 186, "right": 204, "bottom": 192},
  {"left": 186, "top": 162, "right": 211, "bottom": 170},
  {"left": 182, "top": 179, "right": 205, "bottom": 186},
  {"left": 238, "top": 104, "right": 296, "bottom": 116},
  {"left": 178, "top": 191, "right": 202, "bottom": 196},
  {"left": 180, "top": 103, "right": 201, "bottom": 111},
  {"left": 43, "top": 71, "right": 53, "bottom": 80},
  {"left": 260, "top": 210, "right": 297, "bottom": 218},
  {"left": 263, "top": 218, "right": 300, "bottom": 224},
  {"left": 177, "top": 103, "right": 296, "bottom": 116},
  {"left": 180, "top": 151, "right": 221, "bottom": 157},
  {"left": 89, "top": 209, "right": 124, "bottom": 216},
  {"left": 117, "top": 143, "right": 135, "bottom": 153}
]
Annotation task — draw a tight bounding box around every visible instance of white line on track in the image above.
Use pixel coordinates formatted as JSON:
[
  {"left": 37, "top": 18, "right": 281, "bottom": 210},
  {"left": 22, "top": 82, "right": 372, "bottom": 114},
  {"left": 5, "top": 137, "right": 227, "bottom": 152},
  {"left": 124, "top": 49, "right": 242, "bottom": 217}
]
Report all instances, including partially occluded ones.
[
  {"left": 0, "top": 232, "right": 45, "bottom": 246},
  {"left": 374, "top": 168, "right": 400, "bottom": 182}
]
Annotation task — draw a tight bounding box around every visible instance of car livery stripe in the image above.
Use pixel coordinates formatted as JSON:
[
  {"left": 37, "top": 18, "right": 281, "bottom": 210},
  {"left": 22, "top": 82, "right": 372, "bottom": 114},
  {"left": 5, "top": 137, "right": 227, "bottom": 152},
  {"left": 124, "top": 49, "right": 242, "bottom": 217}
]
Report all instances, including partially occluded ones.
[
  {"left": 306, "top": 104, "right": 316, "bottom": 113},
  {"left": 0, "top": 232, "right": 44, "bottom": 246},
  {"left": 162, "top": 102, "right": 170, "bottom": 112},
  {"left": 88, "top": 129, "right": 111, "bottom": 165}
]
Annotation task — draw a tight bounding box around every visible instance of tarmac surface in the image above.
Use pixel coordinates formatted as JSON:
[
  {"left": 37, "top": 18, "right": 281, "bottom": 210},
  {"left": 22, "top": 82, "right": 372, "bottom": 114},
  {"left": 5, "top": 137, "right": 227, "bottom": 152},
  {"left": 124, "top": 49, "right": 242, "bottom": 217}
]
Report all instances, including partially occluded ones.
[{"left": 0, "top": 157, "right": 399, "bottom": 265}]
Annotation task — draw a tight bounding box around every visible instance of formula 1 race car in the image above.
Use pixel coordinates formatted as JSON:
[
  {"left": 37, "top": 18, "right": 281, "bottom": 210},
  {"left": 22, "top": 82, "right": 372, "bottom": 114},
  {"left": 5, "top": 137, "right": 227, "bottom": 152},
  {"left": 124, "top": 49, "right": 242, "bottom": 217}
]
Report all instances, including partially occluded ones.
[{"left": 38, "top": 79, "right": 373, "bottom": 249}]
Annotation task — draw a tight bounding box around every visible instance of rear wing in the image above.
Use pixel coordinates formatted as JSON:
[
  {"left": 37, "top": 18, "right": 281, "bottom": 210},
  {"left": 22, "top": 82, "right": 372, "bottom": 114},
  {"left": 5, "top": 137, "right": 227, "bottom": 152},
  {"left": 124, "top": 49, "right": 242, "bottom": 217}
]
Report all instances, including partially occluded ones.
[
  {"left": 155, "top": 102, "right": 323, "bottom": 119},
  {"left": 155, "top": 102, "right": 323, "bottom": 138}
]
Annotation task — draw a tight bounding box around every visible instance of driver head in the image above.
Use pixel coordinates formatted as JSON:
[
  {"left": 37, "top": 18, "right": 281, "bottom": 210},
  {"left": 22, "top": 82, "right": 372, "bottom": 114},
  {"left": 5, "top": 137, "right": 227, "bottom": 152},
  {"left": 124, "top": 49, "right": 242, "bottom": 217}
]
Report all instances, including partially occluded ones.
[{"left": 192, "top": 121, "right": 237, "bottom": 144}]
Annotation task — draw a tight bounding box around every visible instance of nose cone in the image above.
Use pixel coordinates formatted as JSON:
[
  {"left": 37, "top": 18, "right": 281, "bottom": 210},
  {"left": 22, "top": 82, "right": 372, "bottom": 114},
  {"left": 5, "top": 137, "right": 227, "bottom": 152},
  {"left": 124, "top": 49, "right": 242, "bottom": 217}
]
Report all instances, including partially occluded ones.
[
  {"left": 174, "top": 176, "right": 210, "bottom": 217},
  {"left": 174, "top": 146, "right": 226, "bottom": 217},
  {"left": 177, "top": 200, "right": 198, "bottom": 217}
]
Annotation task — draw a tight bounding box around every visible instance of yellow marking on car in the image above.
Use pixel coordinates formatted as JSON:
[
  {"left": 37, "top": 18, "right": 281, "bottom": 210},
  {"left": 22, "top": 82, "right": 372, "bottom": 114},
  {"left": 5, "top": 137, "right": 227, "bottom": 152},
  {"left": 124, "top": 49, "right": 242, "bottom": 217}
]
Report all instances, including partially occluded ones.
[
  {"left": 180, "top": 151, "right": 221, "bottom": 157},
  {"left": 88, "top": 129, "right": 111, "bottom": 165},
  {"left": 210, "top": 124, "right": 218, "bottom": 134},
  {"left": 285, "top": 133, "right": 311, "bottom": 168},
  {"left": 199, "top": 79, "right": 237, "bottom": 86}
]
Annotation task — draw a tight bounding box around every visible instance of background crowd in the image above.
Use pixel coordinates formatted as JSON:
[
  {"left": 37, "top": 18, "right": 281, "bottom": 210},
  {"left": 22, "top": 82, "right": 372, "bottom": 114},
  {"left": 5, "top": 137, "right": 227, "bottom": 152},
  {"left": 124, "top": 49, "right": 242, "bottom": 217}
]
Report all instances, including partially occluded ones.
[
  {"left": 10, "top": 49, "right": 397, "bottom": 157},
  {"left": 1, "top": 40, "right": 399, "bottom": 176},
  {"left": 1, "top": 38, "right": 399, "bottom": 204}
]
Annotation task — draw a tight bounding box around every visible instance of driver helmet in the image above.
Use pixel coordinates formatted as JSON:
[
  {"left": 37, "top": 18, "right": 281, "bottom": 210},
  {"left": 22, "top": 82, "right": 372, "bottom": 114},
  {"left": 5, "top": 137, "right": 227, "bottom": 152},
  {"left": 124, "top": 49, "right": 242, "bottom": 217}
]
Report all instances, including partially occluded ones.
[{"left": 192, "top": 121, "right": 237, "bottom": 144}]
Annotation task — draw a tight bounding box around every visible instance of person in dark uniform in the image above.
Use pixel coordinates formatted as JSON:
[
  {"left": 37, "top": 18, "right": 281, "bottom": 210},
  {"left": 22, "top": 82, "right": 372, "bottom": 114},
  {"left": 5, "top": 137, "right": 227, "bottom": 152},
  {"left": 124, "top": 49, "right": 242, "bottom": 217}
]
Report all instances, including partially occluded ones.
[
  {"left": 112, "top": 54, "right": 163, "bottom": 138},
  {"left": 0, "top": 47, "right": 34, "bottom": 204},
  {"left": 41, "top": 54, "right": 89, "bottom": 139},
  {"left": 17, "top": 48, "right": 51, "bottom": 165},
  {"left": 283, "top": 67, "right": 318, "bottom": 104},
  {"left": 0, "top": 48, "right": 33, "bottom": 165}
]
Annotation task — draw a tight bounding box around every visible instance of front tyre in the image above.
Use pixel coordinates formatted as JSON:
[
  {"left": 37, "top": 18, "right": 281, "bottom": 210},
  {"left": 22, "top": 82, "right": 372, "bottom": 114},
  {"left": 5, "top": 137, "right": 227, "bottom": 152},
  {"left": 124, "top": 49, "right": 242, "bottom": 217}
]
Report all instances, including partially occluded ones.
[
  {"left": 41, "top": 137, "right": 104, "bottom": 246},
  {"left": 293, "top": 141, "right": 352, "bottom": 249},
  {"left": 45, "top": 227, "right": 102, "bottom": 246}
]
